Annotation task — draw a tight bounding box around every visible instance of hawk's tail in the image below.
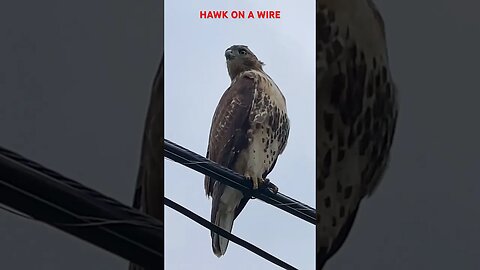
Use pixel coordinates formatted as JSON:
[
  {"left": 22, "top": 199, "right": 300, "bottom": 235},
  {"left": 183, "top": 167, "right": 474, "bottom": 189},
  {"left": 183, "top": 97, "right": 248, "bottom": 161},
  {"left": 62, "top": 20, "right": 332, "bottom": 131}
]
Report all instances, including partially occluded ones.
[{"left": 212, "top": 210, "right": 235, "bottom": 257}]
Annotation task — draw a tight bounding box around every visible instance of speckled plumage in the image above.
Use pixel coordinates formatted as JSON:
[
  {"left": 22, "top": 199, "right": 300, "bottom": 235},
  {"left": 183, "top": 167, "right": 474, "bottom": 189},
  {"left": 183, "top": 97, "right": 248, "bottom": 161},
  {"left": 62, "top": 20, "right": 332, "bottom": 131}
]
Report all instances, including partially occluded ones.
[
  {"left": 204, "top": 45, "right": 289, "bottom": 257},
  {"left": 316, "top": 1, "right": 398, "bottom": 268}
]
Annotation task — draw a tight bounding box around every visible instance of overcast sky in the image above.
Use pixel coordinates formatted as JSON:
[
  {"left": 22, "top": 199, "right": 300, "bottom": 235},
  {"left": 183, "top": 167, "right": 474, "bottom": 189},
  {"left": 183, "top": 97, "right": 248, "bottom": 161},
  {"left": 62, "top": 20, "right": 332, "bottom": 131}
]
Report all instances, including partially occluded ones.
[
  {"left": 0, "top": 1, "right": 161, "bottom": 269},
  {"left": 164, "top": 1, "right": 316, "bottom": 269},
  {"left": 1, "top": 0, "right": 480, "bottom": 269}
]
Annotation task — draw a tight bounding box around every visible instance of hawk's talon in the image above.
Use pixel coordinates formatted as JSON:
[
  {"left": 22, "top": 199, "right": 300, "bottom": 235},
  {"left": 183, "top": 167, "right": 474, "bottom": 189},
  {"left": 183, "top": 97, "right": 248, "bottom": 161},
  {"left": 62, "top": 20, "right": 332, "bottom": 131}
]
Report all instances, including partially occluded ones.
[
  {"left": 245, "top": 175, "right": 259, "bottom": 190},
  {"left": 267, "top": 183, "right": 279, "bottom": 194},
  {"left": 244, "top": 175, "right": 258, "bottom": 199},
  {"left": 262, "top": 178, "right": 279, "bottom": 194},
  {"left": 255, "top": 178, "right": 279, "bottom": 194},
  {"left": 245, "top": 176, "right": 279, "bottom": 197}
]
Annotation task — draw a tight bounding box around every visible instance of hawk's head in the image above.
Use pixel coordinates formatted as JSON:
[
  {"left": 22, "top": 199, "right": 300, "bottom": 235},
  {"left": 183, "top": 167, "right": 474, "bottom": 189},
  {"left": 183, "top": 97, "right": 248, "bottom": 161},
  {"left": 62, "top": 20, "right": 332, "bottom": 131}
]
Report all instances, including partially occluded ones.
[{"left": 225, "top": 45, "right": 264, "bottom": 80}]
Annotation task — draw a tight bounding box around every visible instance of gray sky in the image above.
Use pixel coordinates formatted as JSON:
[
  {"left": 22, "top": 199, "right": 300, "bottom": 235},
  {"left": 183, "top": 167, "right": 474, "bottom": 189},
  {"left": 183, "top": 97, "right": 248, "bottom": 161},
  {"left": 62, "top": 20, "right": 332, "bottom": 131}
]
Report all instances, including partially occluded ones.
[
  {"left": 328, "top": 1, "right": 480, "bottom": 269},
  {"left": 1, "top": 0, "right": 480, "bottom": 270},
  {"left": 0, "top": 0, "right": 161, "bottom": 269},
  {"left": 164, "top": 1, "right": 315, "bottom": 269}
]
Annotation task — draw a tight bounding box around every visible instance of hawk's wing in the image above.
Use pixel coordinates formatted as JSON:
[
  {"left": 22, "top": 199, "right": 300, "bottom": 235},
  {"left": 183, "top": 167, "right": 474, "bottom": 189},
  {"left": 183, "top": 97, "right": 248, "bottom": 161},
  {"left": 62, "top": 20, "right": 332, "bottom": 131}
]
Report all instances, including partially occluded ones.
[
  {"left": 204, "top": 75, "right": 255, "bottom": 220},
  {"left": 129, "top": 57, "right": 163, "bottom": 270},
  {"left": 316, "top": 1, "right": 398, "bottom": 268}
]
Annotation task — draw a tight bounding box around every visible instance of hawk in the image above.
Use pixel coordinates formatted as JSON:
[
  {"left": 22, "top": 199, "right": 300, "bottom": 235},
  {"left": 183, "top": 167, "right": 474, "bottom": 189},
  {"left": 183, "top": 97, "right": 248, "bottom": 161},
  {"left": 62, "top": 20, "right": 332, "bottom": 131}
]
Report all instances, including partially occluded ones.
[
  {"left": 129, "top": 58, "right": 163, "bottom": 270},
  {"left": 315, "top": 0, "right": 398, "bottom": 268},
  {"left": 204, "top": 45, "right": 290, "bottom": 257}
]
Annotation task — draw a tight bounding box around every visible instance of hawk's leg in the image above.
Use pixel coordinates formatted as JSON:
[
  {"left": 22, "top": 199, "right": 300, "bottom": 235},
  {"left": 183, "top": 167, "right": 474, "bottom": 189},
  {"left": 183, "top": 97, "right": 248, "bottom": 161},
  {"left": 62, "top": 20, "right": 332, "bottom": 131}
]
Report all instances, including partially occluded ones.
[{"left": 244, "top": 173, "right": 260, "bottom": 190}]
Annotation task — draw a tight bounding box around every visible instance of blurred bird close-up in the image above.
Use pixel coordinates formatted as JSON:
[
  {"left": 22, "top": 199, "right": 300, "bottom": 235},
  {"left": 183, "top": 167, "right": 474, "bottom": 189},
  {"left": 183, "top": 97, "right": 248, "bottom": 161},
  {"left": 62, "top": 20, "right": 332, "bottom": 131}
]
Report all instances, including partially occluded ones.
[{"left": 315, "top": 0, "right": 398, "bottom": 268}]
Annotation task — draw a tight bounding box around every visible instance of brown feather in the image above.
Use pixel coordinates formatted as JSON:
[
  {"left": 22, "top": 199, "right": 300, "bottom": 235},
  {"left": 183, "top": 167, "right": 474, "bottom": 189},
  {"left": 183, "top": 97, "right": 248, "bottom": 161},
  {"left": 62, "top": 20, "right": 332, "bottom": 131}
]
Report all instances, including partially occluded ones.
[
  {"left": 204, "top": 76, "right": 255, "bottom": 196},
  {"left": 129, "top": 57, "right": 163, "bottom": 270},
  {"left": 204, "top": 75, "right": 257, "bottom": 230},
  {"left": 206, "top": 45, "right": 290, "bottom": 257},
  {"left": 316, "top": 1, "right": 398, "bottom": 268}
]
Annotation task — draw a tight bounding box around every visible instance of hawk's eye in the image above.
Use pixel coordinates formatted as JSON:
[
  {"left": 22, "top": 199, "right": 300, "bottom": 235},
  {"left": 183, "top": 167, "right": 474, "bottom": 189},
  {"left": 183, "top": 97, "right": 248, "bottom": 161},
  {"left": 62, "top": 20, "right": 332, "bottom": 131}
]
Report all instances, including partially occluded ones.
[{"left": 239, "top": 49, "right": 247, "bottom": 55}]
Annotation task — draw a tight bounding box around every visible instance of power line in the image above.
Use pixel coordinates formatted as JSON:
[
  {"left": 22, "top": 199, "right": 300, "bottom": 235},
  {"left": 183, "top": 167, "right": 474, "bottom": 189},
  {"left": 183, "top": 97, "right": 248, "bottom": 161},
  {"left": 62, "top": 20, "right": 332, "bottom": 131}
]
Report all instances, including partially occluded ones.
[
  {"left": 0, "top": 145, "right": 163, "bottom": 269},
  {"left": 164, "top": 197, "right": 297, "bottom": 270},
  {"left": 164, "top": 138, "right": 316, "bottom": 224},
  {"left": 0, "top": 136, "right": 315, "bottom": 269}
]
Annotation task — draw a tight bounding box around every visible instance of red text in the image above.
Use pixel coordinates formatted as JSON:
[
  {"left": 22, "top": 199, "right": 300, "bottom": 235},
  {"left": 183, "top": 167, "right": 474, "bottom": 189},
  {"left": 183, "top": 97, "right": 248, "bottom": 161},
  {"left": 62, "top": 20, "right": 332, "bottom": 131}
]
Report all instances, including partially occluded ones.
[
  {"left": 199, "top": 10, "right": 229, "bottom": 19},
  {"left": 256, "top": 10, "right": 281, "bottom": 19}
]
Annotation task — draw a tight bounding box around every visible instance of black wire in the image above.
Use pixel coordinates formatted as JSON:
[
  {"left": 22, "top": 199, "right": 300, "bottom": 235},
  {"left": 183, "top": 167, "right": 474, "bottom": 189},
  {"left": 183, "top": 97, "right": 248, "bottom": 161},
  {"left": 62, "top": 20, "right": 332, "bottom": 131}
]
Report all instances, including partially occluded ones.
[
  {"left": 0, "top": 146, "right": 157, "bottom": 223},
  {"left": 163, "top": 138, "right": 316, "bottom": 224},
  {"left": 0, "top": 137, "right": 313, "bottom": 269},
  {"left": 0, "top": 146, "right": 163, "bottom": 267},
  {"left": 164, "top": 197, "right": 298, "bottom": 270},
  {"left": 0, "top": 177, "right": 161, "bottom": 255}
]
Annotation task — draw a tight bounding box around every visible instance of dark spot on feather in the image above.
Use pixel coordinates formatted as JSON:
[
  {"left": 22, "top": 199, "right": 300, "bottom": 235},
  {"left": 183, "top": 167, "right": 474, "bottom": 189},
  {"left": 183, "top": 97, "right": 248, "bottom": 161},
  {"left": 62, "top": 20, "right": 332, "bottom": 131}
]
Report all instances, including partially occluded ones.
[
  {"left": 355, "top": 119, "right": 364, "bottom": 136},
  {"left": 332, "top": 217, "right": 337, "bottom": 227},
  {"left": 338, "top": 130, "right": 345, "bottom": 147},
  {"left": 326, "top": 48, "right": 334, "bottom": 64},
  {"left": 327, "top": 10, "right": 335, "bottom": 21},
  {"left": 358, "top": 63, "right": 367, "bottom": 89},
  {"left": 340, "top": 110, "right": 349, "bottom": 126},
  {"left": 318, "top": 26, "right": 331, "bottom": 43},
  {"left": 364, "top": 108, "right": 372, "bottom": 129},
  {"left": 381, "top": 66, "right": 387, "bottom": 82},
  {"left": 318, "top": 7, "right": 327, "bottom": 23},
  {"left": 331, "top": 73, "right": 345, "bottom": 106},
  {"left": 370, "top": 144, "right": 378, "bottom": 161},
  {"left": 322, "top": 149, "right": 332, "bottom": 178},
  {"left": 337, "top": 149, "right": 345, "bottom": 162},
  {"left": 336, "top": 181, "right": 343, "bottom": 193},
  {"left": 375, "top": 73, "right": 381, "bottom": 89},
  {"left": 339, "top": 206, "right": 345, "bottom": 218},
  {"left": 373, "top": 121, "right": 380, "bottom": 134},
  {"left": 332, "top": 40, "right": 343, "bottom": 57},
  {"left": 360, "top": 51, "right": 366, "bottom": 62},
  {"left": 359, "top": 131, "right": 371, "bottom": 155},
  {"left": 317, "top": 42, "right": 323, "bottom": 52},
  {"left": 367, "top": 73, "right": 374, "bottom": 98},
  {"left": 347, "top": 129, "right": 355, "bottom": 148},
  {"left": 350, "top": 44, "right": 357, "bottom": 61},
  {"left": 386, "top": 82, "right": 392, "bottom": 99},
  {"left": 318, "top": 178, "right": 325, "bottom": 191},
  {"left": 344, "top": 186, "right": 353, "bottom": 199},
  {"left": 373, "top": 97, "right": 386, "bottom": 119},
  {"left": 361, "top": 165, "right": 371, "bottom": 186},
  {"left": 324, "top": 197, "right": 331, "bottom": 208},
  {"left": 323, "top": 112, "right": 334, "bottom": 134}
]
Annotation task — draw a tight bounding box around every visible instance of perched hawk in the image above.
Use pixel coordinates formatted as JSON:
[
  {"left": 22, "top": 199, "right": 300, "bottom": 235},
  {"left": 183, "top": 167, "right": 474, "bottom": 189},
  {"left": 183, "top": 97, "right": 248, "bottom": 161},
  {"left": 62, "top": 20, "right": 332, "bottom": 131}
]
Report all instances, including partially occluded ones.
[
  {"left": 204, "top": 45, "right": 290, "bottom": 257},
  {"left": 315, "top": 0, "right": 398, "bottom": 268},
  {"left": 129, "top": 57, "right": 163, "bottom": 270}
]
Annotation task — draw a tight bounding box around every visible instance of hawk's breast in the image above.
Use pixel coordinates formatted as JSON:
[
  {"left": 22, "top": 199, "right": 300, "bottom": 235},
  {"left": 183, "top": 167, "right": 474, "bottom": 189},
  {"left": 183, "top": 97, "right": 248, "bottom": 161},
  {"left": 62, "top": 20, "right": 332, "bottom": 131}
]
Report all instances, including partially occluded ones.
[{"left": 233, "top": 70, "right": 289, "bottom": 179}]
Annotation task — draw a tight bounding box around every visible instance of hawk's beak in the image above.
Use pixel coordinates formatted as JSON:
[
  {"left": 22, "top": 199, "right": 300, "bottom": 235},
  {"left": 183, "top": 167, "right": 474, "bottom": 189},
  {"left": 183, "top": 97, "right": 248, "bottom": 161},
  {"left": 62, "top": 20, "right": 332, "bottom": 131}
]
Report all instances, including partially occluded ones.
[{"left": 225, "top": 49, "right": 235, "bottom": 60}]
